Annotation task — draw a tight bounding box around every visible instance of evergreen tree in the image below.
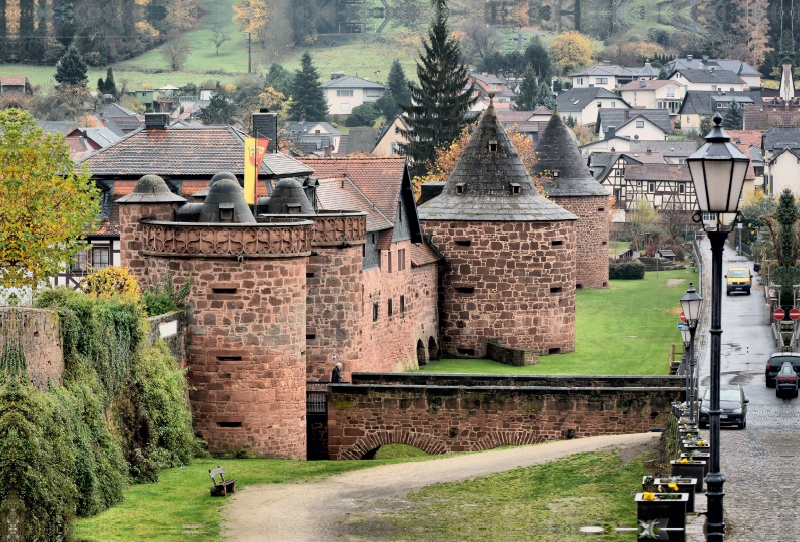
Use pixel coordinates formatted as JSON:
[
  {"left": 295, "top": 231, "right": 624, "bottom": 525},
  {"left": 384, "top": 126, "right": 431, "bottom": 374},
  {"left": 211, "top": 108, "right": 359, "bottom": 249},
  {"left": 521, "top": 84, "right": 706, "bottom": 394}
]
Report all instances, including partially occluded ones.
[
  {"left": 199, "top": 85, "right": 237, "bottom": 125},
  {"left": 700, "top": 117, "right": 712, "bottom": 137},
  {"left": 523, "top": 36, "right": 551, "bottom": 79},
  {"left": 536, "top": 83, "right": 555, "bottom": 110},
  {"left": 287, "top": 52, "right": 329, "bottom": 122},
  {"left": 54, "top": 46, "right": 88, "bottom": 87},
  {"left": 514, "top": 66, "right": 538, "bottom": 110},
  {"left": 566, "top": 115, "right": 576, "bottom": 127},
  {"left": 722, "top": 100, "right": 743, "bottom": 130},
  {"left": 97, "top": 78, "right": 105, "bottom": 93},
  {"left": 104, "top": 68, "right": 117, "bottom": 96},
  {"left": 266, "top": 64, "right": 293, "bottom": 97},
  {"left": 399, "top": 0, "right": 477, "bottom": 176},
  {"left": 387, "top": 59, "right": 411, "bottom": 108},
  {"left": 658, "top": 66, "right": 669, "bottom": 80}
]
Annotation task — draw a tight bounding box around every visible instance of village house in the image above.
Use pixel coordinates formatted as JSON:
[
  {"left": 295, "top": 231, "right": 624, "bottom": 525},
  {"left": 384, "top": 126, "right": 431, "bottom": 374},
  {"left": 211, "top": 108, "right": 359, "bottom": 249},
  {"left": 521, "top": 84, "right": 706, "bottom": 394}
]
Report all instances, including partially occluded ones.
[
  {"left": 623, "top": 163, "right": 695, "bottom": 211},
  {"left": 0, "top": 76, "right": 30, "bottom": 94},
  {"left": 594, "top": 109, "right": 672, "bottom": 141},
  {"left": 285, "top": 121, "right": 343, "bottom": 155},
  {"left": 468, "top": 72, "right": 516, "bottom": 110},
  {"left": 678, "top": 90, "right": 763, "bottom": 131},
  {"left": 628, "top": 140, "right": 698, "bottom": 164},
  {"left": 665, "top": 56, "right": 762, "bottom": 88},
  {"left": 321, "top": 74, "right": 385, "bottom": 115},
  {"left": 669, "top": 69, "right": 746, "bottom": 92},
  {"left": 555, "top": 87, "right": 630, "bottom": 126},
  {"left": 372, "top": 115, "right": 410, "bottom": 156},
  {"left": 619, "top": 79, "right": 685, "bottom": 115},
  {"left": 95, "top": 103, "right": 144, "bottom": 136},
  {"left": 762, "top": 127, "right": 800, "bottom": 195},
  {"left": 569, "top": 61, "right": 654, "bottom": 91}
]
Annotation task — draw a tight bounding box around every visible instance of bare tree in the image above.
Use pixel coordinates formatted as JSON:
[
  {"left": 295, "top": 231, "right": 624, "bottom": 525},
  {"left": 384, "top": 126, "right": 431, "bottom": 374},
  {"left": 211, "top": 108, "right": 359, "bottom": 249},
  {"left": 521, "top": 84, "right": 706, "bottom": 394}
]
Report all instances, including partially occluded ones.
[
  {"left": 210, "top": 27, "right": 231, "bottom": 55},
  {"left": 461, "top": 20, "right": 501, "bottom": 62},
  {"left": 160, "top": 37, "right": 192, "bottom": 71}
]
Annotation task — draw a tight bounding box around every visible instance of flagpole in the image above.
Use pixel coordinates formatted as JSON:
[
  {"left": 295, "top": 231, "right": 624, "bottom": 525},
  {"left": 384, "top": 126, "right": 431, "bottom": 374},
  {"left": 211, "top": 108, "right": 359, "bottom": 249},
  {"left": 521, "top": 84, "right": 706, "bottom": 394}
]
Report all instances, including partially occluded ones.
[{"left": 253, "top": 142, "right": 259, "bottom": 218}]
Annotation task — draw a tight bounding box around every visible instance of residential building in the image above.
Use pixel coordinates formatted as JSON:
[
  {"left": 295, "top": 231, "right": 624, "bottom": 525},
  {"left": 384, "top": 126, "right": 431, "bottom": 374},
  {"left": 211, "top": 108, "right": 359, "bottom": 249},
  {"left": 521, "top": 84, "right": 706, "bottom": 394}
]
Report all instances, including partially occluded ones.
[
  {"left": 285, "top": 121, "right": 343, "bottom": 155},
  {"left": 623, "top": 164, "right": 695, "bottom": 211},
  {"left": 669, "top": 69, "right": 746, "bottom": 92},
  {"left": 762, "top": 127, "right": 800, "bottom": 195},
  {"left": 593, "top": 153, "right": 646, "bottom": 204},
  {"left": 555, "top": 87, "right": 630, "bottom": 125},
  {"left": 678, "top": 90, "right": 763, "bottom": 131},
  {"left": 619, "top": 79, "right": 685, "bottom": 114},
  {"left": 0, "top": 76, "right": 30, "bottom": 94},
  {"left": 96, "top": 103, "right": 144, "bottom": 136},
  {"left": 468, "top": 72, "right": 516, "bottom": 110},
  {"left": 628, "top": 140, "right": 698, "bottom": 164},
  {"left": 594, "top": 109, "right": 672, "bottom": 141},
  {"left": 64, "top": 127, "right": 121, "bottom": 159},
  {"left": 346, "top": 127, "right": 380, "bottom": 155},
  {"left": 665, "top": 56, "right": 762, "bottom": 88},
  {"left": 569, "top": 61, "right": 652, "bottom": 91},
  {"left": 743, "top": 99, "right": 800, "bottom": 130},
  {"left": 373, "top": 115, "right": 410, "bottom": 156},
  {"left": 321, "top": 74, "right": 385, "bottom": 115}
]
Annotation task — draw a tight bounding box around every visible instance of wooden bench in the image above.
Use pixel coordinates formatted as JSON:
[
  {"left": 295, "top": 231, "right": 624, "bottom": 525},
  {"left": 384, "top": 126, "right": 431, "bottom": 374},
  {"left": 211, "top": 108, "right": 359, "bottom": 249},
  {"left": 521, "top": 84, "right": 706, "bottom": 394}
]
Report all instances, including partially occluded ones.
[{"left": 209, "top": 466, "right": 236, "bottom": 497}]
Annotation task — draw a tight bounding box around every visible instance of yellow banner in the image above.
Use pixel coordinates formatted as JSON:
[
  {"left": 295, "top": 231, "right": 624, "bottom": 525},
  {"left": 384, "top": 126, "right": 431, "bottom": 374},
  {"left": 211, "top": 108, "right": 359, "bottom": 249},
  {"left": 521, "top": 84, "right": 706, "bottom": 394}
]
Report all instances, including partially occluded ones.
[{"left": 244, "top": 137, "right": 269, "bottom": 204}]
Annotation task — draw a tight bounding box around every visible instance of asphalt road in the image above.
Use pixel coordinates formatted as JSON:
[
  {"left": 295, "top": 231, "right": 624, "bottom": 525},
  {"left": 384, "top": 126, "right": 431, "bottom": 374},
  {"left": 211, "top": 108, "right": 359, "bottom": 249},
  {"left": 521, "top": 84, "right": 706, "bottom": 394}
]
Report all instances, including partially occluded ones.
[{"left": 696, "top": 242, "right": 780, "bottom": 406}]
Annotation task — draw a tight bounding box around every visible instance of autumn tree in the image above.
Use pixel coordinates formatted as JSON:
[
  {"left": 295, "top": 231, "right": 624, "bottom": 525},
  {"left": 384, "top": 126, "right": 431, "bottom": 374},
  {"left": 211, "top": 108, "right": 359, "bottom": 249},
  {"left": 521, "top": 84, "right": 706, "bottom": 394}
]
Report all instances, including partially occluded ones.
[
  {"left": 733, "top": 0, "right": 772, "bottom": 68},
  {"left": 549, "top": 30, "right": 593, "bottom": 75},
  {"left": 210, "top": 26, "right": 232, "bottom": 55},
  {"left": 399, "top": 0, "right": 477, "bottom": 177},
  {"left": 628, "top": 199, "right": 659, "bottom": 252},
  {"left": 160, "top": 37, "right": 192, "bottom": 71},
  {"left": 233, "top": 0, "right": 269, "bottom": 47},
  {"left": 459, "top": 19, "right": 502, "bottom": 62},
  {"left": 0, "top": 108, "right": 100, "bottom": 288},
  {"left": 572, "top": 123, "right": 594, "bottom": 145}
]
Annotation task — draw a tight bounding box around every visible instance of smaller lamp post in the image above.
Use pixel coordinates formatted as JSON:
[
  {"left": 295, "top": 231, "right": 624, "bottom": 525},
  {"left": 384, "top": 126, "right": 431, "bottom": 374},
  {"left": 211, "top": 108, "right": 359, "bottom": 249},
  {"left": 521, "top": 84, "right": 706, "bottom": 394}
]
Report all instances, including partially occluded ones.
[{"left": 680, "top": 283, "right": 702, "bottom": 424}]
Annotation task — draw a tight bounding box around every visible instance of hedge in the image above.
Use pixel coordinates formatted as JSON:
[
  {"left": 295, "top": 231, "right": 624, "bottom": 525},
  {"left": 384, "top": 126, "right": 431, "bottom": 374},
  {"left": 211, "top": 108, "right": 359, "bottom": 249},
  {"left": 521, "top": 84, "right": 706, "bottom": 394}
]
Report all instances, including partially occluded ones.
[{"left": 609, "top": 259, "right": 646, "bottom": 280}]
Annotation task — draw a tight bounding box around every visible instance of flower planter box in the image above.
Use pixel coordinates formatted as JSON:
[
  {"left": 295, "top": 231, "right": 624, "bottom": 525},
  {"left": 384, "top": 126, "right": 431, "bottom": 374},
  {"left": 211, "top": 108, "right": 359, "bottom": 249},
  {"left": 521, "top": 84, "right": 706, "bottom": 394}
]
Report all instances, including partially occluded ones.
[
  {"left": 653, "top": 478, "right": 697, "bottom": 513},
  {"left": 678, "top": 430, "right": 699, "bottom": 440},
  {"left": 679, "top": 453, "right": 709, "bottom": 477},
  {"left": 636, "top": 492, "right": 689, "bottom": 542},
  {"left": 670, "top": 461, "right": 706, "bottom": 493},
  {"left": 684, "top": 444, "right": 710, "bottom": 455}
]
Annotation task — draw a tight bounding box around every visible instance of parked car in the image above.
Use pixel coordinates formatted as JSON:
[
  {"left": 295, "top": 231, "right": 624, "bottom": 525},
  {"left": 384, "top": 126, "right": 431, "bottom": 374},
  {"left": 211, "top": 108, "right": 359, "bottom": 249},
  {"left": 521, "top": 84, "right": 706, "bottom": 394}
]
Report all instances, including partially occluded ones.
[
  {"left": 765, "top": 352, "right": 800, "bottom": 387},
  {"left": 725, "top": 266, "right": 752, "bottom": 295},
  {"left": 699, "top": 385, "right": 748, "bottom": 429},
  {"left": 753, "top": 262, "right": 761, "bottom": 274},
  {"left": 776, "top": 362, "right": 800, "bottom": 399}
]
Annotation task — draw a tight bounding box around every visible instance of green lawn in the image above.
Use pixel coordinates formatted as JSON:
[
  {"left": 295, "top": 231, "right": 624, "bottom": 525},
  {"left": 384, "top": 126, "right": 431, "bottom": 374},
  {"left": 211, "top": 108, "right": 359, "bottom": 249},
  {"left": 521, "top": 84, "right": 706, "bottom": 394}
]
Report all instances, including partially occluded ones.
[
  {"left": 418, "top": 268, "right": 695, "bottom": 375},
  {"left": 342, "top": 449, "right": 651, "bottom": 541}
]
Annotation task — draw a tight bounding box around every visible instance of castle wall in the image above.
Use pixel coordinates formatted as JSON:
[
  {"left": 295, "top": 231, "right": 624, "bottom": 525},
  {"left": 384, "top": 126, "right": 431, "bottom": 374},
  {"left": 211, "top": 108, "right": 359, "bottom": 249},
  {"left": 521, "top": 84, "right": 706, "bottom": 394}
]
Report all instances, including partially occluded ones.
[
  {"left": 551, "top": 195, "right": 609, "bottom": 289},
  {"left": 421, "top": 219, "right": 576, "bottom": 357},
  {"left": 0, "top": 308, "right": 63, "bottom": 391}
]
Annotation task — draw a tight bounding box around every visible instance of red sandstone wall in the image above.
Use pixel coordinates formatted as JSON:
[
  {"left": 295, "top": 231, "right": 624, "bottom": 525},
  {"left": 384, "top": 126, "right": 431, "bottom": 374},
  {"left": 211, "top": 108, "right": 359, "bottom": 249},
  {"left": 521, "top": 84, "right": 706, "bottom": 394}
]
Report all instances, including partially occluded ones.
[
  {"left": 552, "top": 195, "right": 609, "bottom": 289},
  {"left": 421, "top": 220, "right": 576, "bottom": 357},
  {"left": 411, "top": 264, "right": 439, "bottom": 363},
  {"left": 327, "top": 386, "right": 678, "bottom": 460},
  {"left": 306, "top": 245, "right": 364, "bottom": 382},
  {"left": 118, "top": 202, "right": 180, "bottom": 291}
]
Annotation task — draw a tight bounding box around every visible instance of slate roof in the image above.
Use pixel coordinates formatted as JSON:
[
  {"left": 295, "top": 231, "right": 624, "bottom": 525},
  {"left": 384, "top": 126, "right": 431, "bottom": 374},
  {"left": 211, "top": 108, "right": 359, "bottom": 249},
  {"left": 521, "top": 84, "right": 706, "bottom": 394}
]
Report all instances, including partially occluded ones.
[
  {"left": 767, "top": 147, "right": 800, "bottom": 165},
  {"left": 555, "top": 88, "right": 629, "bottom": 112},
  {"left": 596, "top": 109, "right": 672, "bottom": 134},
  {"left": 623, "top": 151, "right": 664, "bottom": 164},
  {"left": 639, "top": 63, "right": 658, "bottom": 77},
  {"left": 671, "top": 69, "right": 745, "bottom": 85},
  {"left": 469, "top": 72, "right": 508, "bottom": 85},
  {"left": 569, "top": 63, "right": 641, "bottom": 77},
  {"left": 529, "top": 113, "right": 609, "bottom": 197},
  {"left": 410, "top": 242, "right": 440, "bottom": 267},
  {"left": 297, "top": 156, "right": 406, "bottom": 222},
  {"left": 762, "top": 127, "right": 800, "bottom": 151},
  {"left": 285, "top": 121, "right": 342, "bottom": 137},
  {"left": 679, "top": 91, "right": 763, "bottom": 116},
  {"left": 321, "top": 75, "right": 385, "bottom": 89},
  {"left": 619, "top": 79, "right": 679, "bottom": 91},
  {"left": 417, "top": 103, "right": 576, "bottom": 221},
  {"left": 749, "top": 145, "right": 763, "bottom": 163},
  {"left": 315, "top": 176, "right": 392, "bottom": 231},
  {"left": 624, "top": 164, "right": 692, "bottom": 181},
  {"left": 346, "top": 127, "right": 380, "bottom": 154},
  {"left": 593, "top": 153, "right": 642, "bottom": 182},
  {"left": 79, "top": 125, "right": 314, "bottom": 178},
  {"left": 75, "top": 127, "right": 120, "bottom": 149},
  {"left": 97, "top": 102, "right": 140, "bottom": 118},
  {"left": 37, "top": 121, "right": 77, "bottom": 135},
  {"left": 666, "top": 58, "right": 761, "bottom": 77},
  {"left": 628, "top": 140, "right": 698, "bottom": 157}
]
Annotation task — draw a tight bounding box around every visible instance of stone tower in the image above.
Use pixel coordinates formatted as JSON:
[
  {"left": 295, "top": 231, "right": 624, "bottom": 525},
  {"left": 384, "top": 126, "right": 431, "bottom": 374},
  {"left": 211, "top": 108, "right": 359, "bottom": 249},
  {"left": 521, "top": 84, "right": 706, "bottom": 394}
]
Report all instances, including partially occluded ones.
[
  {"left": 418, "top": 103, "right": 578, "bottom": 357},
  {"left": 119, "top": 174, "right": 312, "bottom": 459},
  {"left": 530, "top": 113, "right": 610, "bottom": 289}
]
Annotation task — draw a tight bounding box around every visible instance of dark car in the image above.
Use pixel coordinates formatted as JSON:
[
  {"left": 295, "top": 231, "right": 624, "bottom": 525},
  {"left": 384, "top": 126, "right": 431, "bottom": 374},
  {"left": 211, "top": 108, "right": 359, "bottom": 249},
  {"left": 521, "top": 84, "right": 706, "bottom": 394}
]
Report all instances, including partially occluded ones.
[
  {"left": 765, "top": 353, "right": 800, "bottom": 387},
  {"left": 753, "top": 262, "right": 761, "bottom": 274},
  {"left": 699, "top": 385, "right": 748, "bottom": 429},
  {"left": 776, "top": 362, "right": 799, "bottom": 399}
]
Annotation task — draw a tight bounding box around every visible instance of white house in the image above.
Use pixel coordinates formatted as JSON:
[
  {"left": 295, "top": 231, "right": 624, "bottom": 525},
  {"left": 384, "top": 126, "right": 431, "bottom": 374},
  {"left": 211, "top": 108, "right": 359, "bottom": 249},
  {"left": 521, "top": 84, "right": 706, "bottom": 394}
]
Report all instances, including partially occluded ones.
[
  {"left": 594, "top": 109, "right": 672, "bottom": 141},
  {"left": 570, "top": 61, "right": 653, "bottom": 91},
  {"left": 619, "top": 79, "right": 685, "bottom": 115},
  {"left": 669, "top": 69, "right": 745, "bottom": 92},
  {"left": 665, "top": 56, "right": 762, "bottom": 89},
  {"left": 554, "top": 87, "right": 630, "bottom": 126},
  {"left": 321, "top": 74, "right": 385, "bottom": 115}
]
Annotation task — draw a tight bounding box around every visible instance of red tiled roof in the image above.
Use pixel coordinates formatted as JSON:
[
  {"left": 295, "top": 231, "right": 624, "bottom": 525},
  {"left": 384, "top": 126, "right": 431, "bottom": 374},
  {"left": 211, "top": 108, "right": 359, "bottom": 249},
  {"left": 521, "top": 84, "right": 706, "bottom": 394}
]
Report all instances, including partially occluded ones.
[
  {"left": 376, "top": 228, "right": 393, "bottom": 250},
  {"left": 114, "top": 180, "right": 137, "bottom": 195},
  {"left": 298, "top": 156, "right": 405, "bottom": 221},
  {"left": 624, "top": 164, "right": 692, "bottom": 182},
  {"left": 316, "top": 176, "right": 393, "bottom": 231},
  {"left": 725, "top": 130, "right": 763, "bottom": 149},
  {"left": 410, "top": 243, "right": 440, "bottom": 267},
  {"left": 734, "top": 143, "right": 756, "bottom": 180},
  {"left": 0, "top": 77, "right": 27, "bottom": 86},
  {"left": 182, "top": 181, "right": 208, "bottom": 197}
]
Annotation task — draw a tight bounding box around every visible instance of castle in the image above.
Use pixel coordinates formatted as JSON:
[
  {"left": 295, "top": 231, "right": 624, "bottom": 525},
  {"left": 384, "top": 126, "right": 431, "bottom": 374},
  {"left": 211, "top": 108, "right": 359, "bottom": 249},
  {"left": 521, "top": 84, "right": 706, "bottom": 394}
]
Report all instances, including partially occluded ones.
[{"left": 116, "top": 104, "right": 609, "bottom": 458}]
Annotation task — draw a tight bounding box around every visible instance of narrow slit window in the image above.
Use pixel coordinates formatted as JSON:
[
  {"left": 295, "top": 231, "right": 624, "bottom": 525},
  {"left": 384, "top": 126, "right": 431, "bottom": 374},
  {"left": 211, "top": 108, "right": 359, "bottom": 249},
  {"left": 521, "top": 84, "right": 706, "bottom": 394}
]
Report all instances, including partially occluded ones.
[
  {"left": 551, "top": 240, "right": 563, "bottom": 246},
  {"left": 216, "top": 421, "right": 242, "bottom": 428},
  {"left": 306, "top": 272, "right": 315, "bottom": 278},
  {"left": 550, "top": 287, "right": 563, "bottom": 293},
  {"left": 373, "top": 303, "right": 379, "bottom": 322},
  {"left": 455, "top": 286, "right": 475, "bottom": 294},
  {"left": 216, "top": 355, "right": 243, "bottom": 361},
  {"left": 212, "top": 288, "right": 237, "bottom": 294},
  {"left": 400, "top": 295, "right": 405, "bottom": 314},
  {"left": 455, "top": 239, "right": 471, "bottom": 247},
  {"left": 388, "top": 298, "right": 393, "bottom": 316}
]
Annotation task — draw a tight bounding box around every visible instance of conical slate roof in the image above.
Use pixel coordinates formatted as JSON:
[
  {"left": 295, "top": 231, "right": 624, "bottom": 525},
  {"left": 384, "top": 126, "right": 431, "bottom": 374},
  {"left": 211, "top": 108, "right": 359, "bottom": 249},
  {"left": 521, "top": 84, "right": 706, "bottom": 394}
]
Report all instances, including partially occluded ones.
[
  {"left": 529, "top": 113, "right": 609, "bottom": 197},
  {"left": 417, "top": 103, "right": 576, "bottom": 222}
]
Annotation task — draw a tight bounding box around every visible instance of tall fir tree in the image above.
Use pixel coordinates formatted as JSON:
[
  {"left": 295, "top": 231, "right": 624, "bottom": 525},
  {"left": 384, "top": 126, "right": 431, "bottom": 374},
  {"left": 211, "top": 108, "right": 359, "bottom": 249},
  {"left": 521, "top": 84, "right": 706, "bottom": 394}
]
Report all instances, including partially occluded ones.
[
  {"left": 658, "top": 66, "right": 669, "bottom": 80},
  {"left": 722, "top": 100, "right": 743, "bottom": 130},
  {"left": 536, "top": 82, "right": 554, "bottom": 110},
  {"left": 399, "top": 0, "right": 477, "bottom": 176},
  {"left": 523, "top": 36, "right": 551, "bottom": 79},
  {"left": 97, "top": 78, "right": 105, "bottom": 93},
  {"left": 514, "top": 66, "right": 538, "bottom": 110},
  {"left": 104, "top": 67, "right": 117, "bottom": 95},
  {"left": 54, "top": 46, "right": 88, "bottom": 86},
  {"left": 287, "top": 52, "right": 329, "bottom": 122},
  {"left": 387, "top": 59, "right": 411, "bottom": 108},
  {"left": 199, "top": 85, "right": 237, "bottom": 125}
]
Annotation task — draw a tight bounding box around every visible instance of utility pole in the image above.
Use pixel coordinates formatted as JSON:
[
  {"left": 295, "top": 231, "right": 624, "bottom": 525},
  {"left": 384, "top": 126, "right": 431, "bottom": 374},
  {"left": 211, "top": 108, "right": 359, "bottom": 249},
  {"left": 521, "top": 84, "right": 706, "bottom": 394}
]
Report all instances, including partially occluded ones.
[{"left": 246, "top": 32, "right": 252, "bottom": 74}]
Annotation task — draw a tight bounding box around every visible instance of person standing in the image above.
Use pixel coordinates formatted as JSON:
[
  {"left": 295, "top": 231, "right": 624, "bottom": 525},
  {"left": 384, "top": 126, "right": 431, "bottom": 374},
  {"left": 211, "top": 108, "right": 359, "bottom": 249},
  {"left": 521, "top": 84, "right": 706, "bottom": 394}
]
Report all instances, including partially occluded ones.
[{"left": 331, "top": 362, "right": 343, "bottom": 383}]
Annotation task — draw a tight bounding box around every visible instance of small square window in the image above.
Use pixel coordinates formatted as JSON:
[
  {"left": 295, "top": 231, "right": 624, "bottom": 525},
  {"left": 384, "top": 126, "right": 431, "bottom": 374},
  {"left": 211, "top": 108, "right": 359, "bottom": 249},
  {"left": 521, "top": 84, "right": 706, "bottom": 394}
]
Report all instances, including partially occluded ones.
[
  {"left": 488, "top": 140, "right": 498, "bottom": 152},
  {"left": 679, "top": 183, "right": 686, "bottom": 194},
  {"left": 456, "top": 183, "right": 465, "bottom": 194},
  {"left": 636, "top": 121, "right": 644, "bottom": 128},
  {"left": 510, "top": 183, "right": 521, "bottom": 195},
  {"left": 552, "top": 170, "right": 560, "bottom": 178},
  {"left": 597, "top": 102, "right": 603, "bottom": 108}
]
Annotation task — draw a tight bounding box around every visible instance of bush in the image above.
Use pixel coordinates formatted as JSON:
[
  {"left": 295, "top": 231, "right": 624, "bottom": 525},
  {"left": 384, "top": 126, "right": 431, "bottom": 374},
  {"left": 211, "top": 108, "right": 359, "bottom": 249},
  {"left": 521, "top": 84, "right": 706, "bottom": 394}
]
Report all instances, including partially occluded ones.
[
  {"left": 670, "top": 244, "right": 686, "bottom": 262},
  {"left": 609, "top": 259, "right": 646, "bottom": 280},
  {"left": 80, "top": 266, "right": 141, "bottom": 304},
  {"left": 142, "top": 271, "right": 192, "bottom": 317}
]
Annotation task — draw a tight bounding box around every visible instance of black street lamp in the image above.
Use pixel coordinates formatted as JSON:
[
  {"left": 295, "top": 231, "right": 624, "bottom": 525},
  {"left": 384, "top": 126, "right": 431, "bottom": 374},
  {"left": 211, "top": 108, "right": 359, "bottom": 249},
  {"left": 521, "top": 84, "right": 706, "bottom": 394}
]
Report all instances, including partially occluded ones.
[
  {"left": 680, "top": 283, "right": 702, "bottom": 425},
  {"left": 687, "top": 112, "right": 749, "bottom": 541}
]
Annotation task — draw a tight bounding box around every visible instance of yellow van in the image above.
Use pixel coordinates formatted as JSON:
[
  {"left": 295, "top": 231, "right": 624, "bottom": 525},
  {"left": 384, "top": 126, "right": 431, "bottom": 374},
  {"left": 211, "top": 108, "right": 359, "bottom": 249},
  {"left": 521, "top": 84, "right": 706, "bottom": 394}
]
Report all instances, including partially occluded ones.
[{"left": 726, "top": 267, "right": 752, "bottom": 295}]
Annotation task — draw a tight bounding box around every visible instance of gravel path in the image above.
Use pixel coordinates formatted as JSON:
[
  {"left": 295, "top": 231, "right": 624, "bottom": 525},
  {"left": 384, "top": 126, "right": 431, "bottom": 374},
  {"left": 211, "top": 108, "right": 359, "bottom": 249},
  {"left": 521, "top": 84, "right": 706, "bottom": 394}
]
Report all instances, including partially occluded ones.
[{"left": 222, "top": 432, "right": 659, "bottom": 541}]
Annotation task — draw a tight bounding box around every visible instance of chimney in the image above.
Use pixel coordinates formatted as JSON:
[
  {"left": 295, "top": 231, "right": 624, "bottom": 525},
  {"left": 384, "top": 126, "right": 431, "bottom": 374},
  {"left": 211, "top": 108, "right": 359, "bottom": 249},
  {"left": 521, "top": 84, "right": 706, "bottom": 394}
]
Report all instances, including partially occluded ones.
[
  {"left": 687, "top": 55, "right": 693, "bottom": 61},
  {"left": 603, "top": 60, "right": 611, "bottom": 66},
  {"left": 646, "top": 148, "right": 652, "bottom": 154},
  {"left": 640, "top": 80, "right": 646, "bottom": 87},
  {"left": 144, "top": 113, "right": 170, "bottom": 130},
  {"left": 624, "top": 110, "right": 629, "bottom": 121},
  {"left": 702, "top": 55, "right": 709, "bottom": 63},
  {"left": 252, "top": 109, "right": 278, "bottom": 153},
  {"left": 606, "top": 126, "right": 616, "bottom": 140},
  {"left": 324, "top": 145, "right": 333, "bottom": 157}
]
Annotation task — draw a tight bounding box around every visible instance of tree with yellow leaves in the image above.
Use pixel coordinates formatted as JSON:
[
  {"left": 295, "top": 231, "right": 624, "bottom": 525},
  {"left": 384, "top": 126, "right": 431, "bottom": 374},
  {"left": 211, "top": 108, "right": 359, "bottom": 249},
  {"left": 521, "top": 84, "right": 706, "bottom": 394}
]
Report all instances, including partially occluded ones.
[
  {"left": 0, "top": 108, "right": 101, "bottom": 288},
  {"left": 233, "top": 0, "right": 269, "bottom": 40},
  {"left": 549, "top": 30, "right": 593, "bottom": 75}
]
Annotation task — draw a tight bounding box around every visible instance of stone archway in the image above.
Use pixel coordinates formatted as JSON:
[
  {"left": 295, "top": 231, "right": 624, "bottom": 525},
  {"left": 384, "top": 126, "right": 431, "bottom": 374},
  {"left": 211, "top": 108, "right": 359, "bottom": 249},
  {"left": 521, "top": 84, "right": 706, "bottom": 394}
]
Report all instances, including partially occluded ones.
[
  {"left": 336, "top": 430, "right": 449, "bottom": 460},
  {"left": 428, "top": 336, "right": 439, "bottom": 360},
  {"left": 473, "top": 431, "right": 548, "bottom": 451},
  {"left": 416, "top": 338, "right": 427, "bottom": 365}
]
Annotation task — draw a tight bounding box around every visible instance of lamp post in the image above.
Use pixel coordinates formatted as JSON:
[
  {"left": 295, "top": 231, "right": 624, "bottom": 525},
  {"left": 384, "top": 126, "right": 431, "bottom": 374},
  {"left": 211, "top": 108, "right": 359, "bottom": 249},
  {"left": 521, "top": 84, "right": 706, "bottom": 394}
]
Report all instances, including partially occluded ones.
[
  {"left": 687, "top": 112, "right": 749, "bottom": 541},
  {"left": 681, "top": 283, "right": 702, "bottom": 425}
]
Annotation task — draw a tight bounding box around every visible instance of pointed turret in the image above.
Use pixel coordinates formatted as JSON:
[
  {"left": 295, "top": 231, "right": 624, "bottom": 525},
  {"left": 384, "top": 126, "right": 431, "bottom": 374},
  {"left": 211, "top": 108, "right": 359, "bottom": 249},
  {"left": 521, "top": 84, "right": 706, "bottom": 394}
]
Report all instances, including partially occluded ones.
[
  {"left": 529, "top": 113, "right": 609, "bottom": 197},
  {"left": 417, "top": 103, "right": 576, "bottom": 221}
]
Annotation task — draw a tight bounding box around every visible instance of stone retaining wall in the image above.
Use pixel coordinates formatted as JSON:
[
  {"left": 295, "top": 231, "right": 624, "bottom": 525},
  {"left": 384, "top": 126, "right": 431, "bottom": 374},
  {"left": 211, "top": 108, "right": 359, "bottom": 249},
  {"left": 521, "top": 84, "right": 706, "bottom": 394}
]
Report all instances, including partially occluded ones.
[
  {"left": 0, "top": 307, "right": 63, "bottom": 390},
  {"left": 349, "top": 373, "right": 684, "bottom": 388},
  {"left": 146, "top": 310, "right": 185, "bottom": 367}
]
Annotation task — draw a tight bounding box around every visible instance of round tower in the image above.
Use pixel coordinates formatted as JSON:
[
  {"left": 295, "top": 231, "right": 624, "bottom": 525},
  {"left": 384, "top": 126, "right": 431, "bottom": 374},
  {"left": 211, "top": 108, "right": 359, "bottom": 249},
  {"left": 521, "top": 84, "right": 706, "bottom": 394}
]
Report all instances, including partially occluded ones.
[
  {"left": 418, "top": 103, "right": 578, "bottom": 357},
  {"left": 530, "top": 113, "right": 610, "bottom": 289}
]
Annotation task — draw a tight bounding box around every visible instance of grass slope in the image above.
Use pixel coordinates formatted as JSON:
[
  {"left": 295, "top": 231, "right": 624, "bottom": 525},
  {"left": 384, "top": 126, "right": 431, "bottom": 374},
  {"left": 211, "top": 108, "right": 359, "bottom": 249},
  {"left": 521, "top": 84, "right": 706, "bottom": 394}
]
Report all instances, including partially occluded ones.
[
  {"left": 342, "top": 449, "right": 650, "bottom": 541},
  {"left": 418, "top": 268, "right": 695, "bottom": 375}
]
